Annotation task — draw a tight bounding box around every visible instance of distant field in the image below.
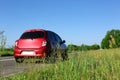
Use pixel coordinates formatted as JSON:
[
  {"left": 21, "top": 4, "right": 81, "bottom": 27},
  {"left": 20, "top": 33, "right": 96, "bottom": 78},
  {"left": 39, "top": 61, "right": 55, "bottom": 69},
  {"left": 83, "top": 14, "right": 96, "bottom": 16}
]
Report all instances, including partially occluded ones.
[{"left": 1, "top": 48, "right": 120, "bottom": 80}]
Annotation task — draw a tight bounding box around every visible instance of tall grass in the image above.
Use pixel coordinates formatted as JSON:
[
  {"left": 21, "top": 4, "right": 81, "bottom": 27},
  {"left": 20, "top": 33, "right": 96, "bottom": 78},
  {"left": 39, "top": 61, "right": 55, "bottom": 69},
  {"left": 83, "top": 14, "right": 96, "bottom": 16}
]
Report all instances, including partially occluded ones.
[{"left": 1, "top": 48, "right": 120, "bottom": 80}]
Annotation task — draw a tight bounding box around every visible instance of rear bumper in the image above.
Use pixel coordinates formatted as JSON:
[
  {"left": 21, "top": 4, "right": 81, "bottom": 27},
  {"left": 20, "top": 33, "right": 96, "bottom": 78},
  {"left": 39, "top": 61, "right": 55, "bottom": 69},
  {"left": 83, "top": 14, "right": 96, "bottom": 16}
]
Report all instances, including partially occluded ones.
[{"left": 14, "top": 47, "right": 48, "bottom": 58}]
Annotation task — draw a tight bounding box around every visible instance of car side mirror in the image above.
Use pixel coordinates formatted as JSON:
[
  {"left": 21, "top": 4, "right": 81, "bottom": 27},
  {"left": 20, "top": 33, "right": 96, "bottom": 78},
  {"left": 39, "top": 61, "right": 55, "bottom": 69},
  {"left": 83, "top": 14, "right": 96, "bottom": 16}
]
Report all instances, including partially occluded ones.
[{"left": 60, "top": 40, "right": 66, "bottom": 45}]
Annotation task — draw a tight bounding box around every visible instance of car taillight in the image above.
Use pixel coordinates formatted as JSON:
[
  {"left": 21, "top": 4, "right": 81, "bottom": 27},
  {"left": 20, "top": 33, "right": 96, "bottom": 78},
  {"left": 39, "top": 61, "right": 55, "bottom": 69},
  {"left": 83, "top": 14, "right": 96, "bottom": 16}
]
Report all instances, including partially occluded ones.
[
  {"left": 15, "top": 42, "right": 18, "bottom": 47},
  {"left": 42, "top": 41, "right": 47, "bottom": 47}
]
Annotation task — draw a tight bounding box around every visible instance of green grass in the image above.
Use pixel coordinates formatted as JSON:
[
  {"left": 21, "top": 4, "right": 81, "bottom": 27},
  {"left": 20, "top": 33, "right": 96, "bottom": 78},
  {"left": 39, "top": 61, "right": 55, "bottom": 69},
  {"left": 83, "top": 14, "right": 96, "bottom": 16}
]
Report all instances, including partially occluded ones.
[
  {"left": 0, "top": 51, "right": 13, "bottom": 57},
  {"left": 1, "top": 48, "right": 120, "bottom": 80}
]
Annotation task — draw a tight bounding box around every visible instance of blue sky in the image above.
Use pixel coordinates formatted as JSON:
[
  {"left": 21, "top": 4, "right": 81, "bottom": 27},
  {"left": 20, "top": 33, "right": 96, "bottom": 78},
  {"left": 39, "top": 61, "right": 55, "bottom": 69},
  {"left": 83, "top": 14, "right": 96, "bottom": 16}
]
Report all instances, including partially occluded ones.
[{"left": 0, "top": 0, "right": 120, "bottom": 46}]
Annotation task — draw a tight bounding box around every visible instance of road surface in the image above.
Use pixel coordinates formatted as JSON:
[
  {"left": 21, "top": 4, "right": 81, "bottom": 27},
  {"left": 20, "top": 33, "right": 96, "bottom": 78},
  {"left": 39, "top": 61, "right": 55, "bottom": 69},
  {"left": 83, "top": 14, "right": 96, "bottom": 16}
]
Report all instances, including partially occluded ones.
[{"left": 0, "top": 56, "right": 43, "bottom": 78}]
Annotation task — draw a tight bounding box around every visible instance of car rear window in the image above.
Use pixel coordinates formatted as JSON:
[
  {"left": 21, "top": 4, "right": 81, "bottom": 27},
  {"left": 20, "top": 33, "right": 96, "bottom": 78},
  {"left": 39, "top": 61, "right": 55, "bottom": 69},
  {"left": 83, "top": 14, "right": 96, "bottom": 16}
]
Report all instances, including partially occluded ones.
[{"left": 20, "top": 31, "right": 44, "bottom": 39}]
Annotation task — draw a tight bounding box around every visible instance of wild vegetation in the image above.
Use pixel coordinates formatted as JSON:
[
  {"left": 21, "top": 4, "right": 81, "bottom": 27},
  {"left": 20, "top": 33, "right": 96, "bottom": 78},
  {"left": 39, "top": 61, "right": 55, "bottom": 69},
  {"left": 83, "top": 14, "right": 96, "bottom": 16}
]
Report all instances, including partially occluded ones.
[
  {"left": 1, "top": 48, "right": 120, "bottom": 80},
  {"left": 0, "top": 47, "right": 13, "bottom": 56},
  {"left": 67, "top": 44, "right": 100, "bottom": 53},
  {"left": 0, "top": 31, "right": 13, "bottom": 56},
  {"left": 101, "top": 29, "right": 120, "bottom": 49}
]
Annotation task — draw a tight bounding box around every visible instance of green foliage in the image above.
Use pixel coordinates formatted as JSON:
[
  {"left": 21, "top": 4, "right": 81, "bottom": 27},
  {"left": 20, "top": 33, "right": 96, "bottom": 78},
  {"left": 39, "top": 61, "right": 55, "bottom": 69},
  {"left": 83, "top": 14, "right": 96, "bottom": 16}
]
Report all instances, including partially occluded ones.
[
  {"left": 90, "top": 44, "right": 100, "bottom": 50},
  {"left": 67, "top": 44, "right": 100, "bottom": 53},
  {"left": 0, "top": 47, "right": 13, "bottom": 56},
  {"left": 0, "top": 51, "right": 13, "bottom": 56},
  {"left": 67, "top": 44, "right": 79, "bottom": 52},
  {"left": 101, "top": 29, "right": 120, "bottom": 49},
  {"left": 0, "top": 31, "right": 13, "bottom": 56}
]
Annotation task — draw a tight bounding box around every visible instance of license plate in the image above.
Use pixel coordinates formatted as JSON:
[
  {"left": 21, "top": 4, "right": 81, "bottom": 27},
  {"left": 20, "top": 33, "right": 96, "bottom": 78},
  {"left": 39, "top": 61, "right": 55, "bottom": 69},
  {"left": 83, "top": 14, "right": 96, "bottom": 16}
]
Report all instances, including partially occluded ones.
[{"left": 21, "top": 51, "right": 35, "bottom": 55}]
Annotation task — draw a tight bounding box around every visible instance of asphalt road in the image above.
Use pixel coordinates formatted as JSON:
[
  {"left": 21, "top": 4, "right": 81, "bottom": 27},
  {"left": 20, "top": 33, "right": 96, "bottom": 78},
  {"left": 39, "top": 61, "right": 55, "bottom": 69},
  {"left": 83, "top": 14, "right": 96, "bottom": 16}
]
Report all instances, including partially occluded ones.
[{"left": 0, "top": 56, "right": 44, "bottom": 78}]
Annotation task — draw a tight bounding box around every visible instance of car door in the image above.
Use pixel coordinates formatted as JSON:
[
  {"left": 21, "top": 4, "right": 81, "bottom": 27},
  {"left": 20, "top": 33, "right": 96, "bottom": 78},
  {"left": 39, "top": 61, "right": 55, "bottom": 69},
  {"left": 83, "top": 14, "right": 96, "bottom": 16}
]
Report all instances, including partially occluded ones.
[
  {"left": 53, "top": 32, "right": 66, "bottom": 51},
  {"left": 46, "top": 31, "right": 57, "bottom": 50}
]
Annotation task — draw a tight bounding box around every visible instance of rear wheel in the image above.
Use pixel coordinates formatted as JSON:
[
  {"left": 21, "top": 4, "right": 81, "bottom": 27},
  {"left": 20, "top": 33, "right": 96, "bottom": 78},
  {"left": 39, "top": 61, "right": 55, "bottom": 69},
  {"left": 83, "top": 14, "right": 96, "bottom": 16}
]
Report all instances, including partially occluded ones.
[
  {"left": 46, "top": 49, "right": 56, "bottom": 63},
  {"left": 15, "top": 58, "right": 24, "bottom": 63},
  {"left": 62, "top": 50, "right": 69, "bottom": 61}
]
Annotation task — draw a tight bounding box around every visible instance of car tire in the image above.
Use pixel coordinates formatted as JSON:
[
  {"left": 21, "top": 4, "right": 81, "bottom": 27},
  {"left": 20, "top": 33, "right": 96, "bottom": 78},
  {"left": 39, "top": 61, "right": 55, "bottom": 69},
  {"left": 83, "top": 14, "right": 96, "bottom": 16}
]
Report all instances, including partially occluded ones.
[
  {"left": 62, "top": 50, "right": 69, "bottom": 61},
  {"left": 46, "top": 49, "right": 56, "bottom": 63},
  {"left": 15, "top": 58, "right": 24, "bottom": 63}
]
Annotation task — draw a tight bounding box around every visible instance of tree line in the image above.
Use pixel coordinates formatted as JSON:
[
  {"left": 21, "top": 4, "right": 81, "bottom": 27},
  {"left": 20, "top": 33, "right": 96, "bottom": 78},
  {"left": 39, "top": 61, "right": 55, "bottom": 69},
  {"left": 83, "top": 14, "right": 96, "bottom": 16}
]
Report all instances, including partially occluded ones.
[
  {"left": 67, "top": 44, "right": 100, "bottom": 53},
  {"left": 67, "top": 29, "right": 120, "bottom": 52}
]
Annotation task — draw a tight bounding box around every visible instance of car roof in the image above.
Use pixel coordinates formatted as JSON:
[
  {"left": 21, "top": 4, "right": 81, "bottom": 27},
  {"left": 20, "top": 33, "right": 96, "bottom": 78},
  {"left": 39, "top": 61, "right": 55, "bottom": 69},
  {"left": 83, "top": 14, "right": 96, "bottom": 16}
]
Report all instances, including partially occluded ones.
[
  {"left": 24, "top": 29, "right": 57, "bottom": 35},
  {"left": 25, "top": 29, "right": 46, "bottom": 32}
]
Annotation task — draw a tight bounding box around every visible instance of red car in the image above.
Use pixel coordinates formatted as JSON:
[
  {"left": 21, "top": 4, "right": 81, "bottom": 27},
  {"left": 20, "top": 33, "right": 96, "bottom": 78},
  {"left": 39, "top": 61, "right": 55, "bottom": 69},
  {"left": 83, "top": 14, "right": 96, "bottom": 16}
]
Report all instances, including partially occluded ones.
[{"left": 14, "top": 29, "right": 68, "bottom": 63}]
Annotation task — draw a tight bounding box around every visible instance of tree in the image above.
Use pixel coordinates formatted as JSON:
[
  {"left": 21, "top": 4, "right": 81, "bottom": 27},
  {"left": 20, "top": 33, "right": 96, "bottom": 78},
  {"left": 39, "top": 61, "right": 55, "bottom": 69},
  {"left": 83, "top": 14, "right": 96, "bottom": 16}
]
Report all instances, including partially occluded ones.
[
  {"left": 67, "top": 44, "right": 78, "bottom": 52},
  {"left": 109, "top": 35, "right": 117, "bottom": 48},
  {"left": 101, "top": 29, "right": 120, "bottom": 49},
  {"left": 0, "top": 31, "right": 7, "bottom": 51},
  {"left": 80, "top": 44, "right": 89, "bottom": 51},
  {"left": 90, "top": 44, "right": 100, "bottom": 50}
]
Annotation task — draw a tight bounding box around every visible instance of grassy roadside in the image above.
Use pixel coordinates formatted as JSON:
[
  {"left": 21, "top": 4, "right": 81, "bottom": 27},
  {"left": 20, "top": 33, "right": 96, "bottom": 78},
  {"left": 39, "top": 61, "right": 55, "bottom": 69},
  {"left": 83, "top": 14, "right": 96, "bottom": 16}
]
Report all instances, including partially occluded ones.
[
  {"left": 0, "top": 51, "right": 13, "bottom": 57},
  {"left": 1, "top": 48, "right": 120, "bottom": 80}
]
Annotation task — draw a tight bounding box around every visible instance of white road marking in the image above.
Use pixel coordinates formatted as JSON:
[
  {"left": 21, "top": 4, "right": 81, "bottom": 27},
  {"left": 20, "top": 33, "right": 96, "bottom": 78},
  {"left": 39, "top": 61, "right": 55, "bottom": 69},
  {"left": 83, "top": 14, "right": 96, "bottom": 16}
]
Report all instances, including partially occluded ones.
[{"left": 0, "top": 58, "right": 15, "bottom": 62}]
